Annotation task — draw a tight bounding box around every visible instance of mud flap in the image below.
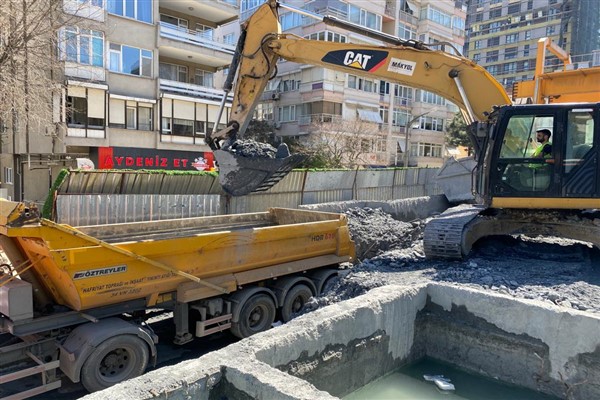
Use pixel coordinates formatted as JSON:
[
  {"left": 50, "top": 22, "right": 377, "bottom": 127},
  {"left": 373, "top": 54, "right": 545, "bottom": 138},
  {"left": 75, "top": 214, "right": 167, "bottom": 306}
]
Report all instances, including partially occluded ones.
[{"left": 215, "top": 150, "right": 305, "bottom": 196}]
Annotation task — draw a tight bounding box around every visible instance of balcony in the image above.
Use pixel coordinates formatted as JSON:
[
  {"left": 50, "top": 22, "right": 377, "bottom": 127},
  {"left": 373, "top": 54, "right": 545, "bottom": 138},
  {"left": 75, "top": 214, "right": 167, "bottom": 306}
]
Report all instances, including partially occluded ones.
[
  {"left": 398, "top": 10, "right": 418, "bottom": 26},
  {"left": 160, "top": 0, "right": 238, "bottom": 25},
  {"left": 298, "top": 114, "right": 344, "bottom": 126},
  {"left": 158, "top": 22, "right": 235, "bottom": 67},
  {"left": 160, "top": 79, "right": 232, "bottom": 102}
]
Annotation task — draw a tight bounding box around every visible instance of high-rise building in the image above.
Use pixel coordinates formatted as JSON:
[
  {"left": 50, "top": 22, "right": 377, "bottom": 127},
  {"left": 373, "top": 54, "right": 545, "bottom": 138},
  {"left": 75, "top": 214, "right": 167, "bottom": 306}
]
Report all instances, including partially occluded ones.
[
  {"left": 0, "top": 0, "right": 238, "bottom": 202},
  {"left": 464, "top": 0, "right": 600, "bottom": 92},
  {"left": 240, "top": 0, "right": 467, "bottom": 167}
]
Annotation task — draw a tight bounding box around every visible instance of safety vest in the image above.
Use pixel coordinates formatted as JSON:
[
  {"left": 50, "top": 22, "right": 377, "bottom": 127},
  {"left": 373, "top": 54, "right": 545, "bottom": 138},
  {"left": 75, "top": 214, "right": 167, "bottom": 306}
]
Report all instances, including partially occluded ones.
[{"left": 532, "top": 142, "right": 552, "bottom": 158}]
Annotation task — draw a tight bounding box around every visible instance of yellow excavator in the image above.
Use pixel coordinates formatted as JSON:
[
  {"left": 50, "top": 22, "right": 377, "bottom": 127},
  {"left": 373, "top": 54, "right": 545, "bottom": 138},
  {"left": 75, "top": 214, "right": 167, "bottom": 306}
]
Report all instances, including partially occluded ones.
[{"left": 210, "top": 1, "right": 600, "bottom": 258}]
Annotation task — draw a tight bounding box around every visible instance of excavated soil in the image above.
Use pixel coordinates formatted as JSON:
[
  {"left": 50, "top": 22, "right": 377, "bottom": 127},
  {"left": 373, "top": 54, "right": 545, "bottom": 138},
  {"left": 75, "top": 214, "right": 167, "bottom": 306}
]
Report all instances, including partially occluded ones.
[{"left": 305, "top": 207, "right": 600, "bottom": 316}]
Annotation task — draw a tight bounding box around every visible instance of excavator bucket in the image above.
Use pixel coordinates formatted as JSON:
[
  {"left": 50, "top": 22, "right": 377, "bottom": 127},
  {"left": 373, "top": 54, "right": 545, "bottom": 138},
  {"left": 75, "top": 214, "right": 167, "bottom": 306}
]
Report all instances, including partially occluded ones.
[{"left": 215, "top": 150, "right": 305, "bottom": 196}]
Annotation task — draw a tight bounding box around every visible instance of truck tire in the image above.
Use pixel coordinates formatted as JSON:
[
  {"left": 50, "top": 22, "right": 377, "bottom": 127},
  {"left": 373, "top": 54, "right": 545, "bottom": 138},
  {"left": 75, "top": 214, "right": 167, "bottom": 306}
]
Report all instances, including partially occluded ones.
[
  {"left": 281, "top": 284, "right": 313, "bottom": 322},
  {"left": 230, "top": 294, "right": 276, "bottom": 339},
  {"left": 80, "top": 335, "right": 149, "bottom": 392}
]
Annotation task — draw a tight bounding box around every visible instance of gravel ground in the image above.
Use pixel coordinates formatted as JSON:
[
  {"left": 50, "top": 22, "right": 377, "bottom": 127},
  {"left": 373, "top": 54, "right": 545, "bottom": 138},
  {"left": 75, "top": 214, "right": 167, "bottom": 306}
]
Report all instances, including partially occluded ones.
[{"left": 305, "top": 207, "right": 600, "bottom": 315}]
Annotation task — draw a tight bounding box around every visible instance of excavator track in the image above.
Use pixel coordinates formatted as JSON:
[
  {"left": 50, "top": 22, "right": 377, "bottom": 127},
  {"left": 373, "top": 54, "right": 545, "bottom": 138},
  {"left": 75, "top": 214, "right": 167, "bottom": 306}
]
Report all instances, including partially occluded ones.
[
  {"left": 424, "top": 204, "right": 485, "bottom": 259},
  {"left": 424, "top": 206, "right": 600, "bottom": 260}
]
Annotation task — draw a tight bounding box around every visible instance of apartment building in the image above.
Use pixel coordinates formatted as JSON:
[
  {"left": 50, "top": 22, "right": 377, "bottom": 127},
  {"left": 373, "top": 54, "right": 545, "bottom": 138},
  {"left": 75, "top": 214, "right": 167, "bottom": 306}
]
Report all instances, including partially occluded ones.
[
  {"left": 241, "top": 0, "right": 467, "bottom": 167},
  {"left": 465, "top": 0, "right": 600, "bottom": 92},
  {"left": 0, "top": 0, "right": 238, "bottom": 203}
]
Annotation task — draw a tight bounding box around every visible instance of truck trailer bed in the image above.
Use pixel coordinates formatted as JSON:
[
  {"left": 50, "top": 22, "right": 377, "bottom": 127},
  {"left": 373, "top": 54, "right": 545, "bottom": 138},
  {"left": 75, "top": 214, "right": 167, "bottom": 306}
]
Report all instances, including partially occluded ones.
[{"left": 0, "top": 201, "right": 354, "bottom": 312}]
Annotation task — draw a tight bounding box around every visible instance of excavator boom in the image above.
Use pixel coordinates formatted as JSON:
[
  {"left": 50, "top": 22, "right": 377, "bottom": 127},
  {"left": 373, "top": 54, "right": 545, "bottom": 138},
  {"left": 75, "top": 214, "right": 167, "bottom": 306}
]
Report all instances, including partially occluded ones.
[{"left": 209, "top": 1, "right": 510, "bottom": 196}]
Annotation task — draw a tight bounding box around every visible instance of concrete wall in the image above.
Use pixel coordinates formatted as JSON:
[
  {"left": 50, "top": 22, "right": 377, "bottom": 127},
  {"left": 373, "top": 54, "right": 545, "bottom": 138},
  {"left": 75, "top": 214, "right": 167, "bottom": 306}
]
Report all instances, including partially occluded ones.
[{"left": 82, "top": 284, "right": 600, "bottom": 400}]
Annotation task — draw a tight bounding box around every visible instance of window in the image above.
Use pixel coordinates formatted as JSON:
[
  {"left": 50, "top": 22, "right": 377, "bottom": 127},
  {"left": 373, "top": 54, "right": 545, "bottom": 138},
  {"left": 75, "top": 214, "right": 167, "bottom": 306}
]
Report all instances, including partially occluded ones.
[
  {"left": 278, "top": 105, "right": 296, "bottom": 122},
  {"left": 525, "top": 30, "right": 531, "bottom": 40},
  {"left": 126, "top": 106, "right": 136, "bottom": 129},
  {"left": 475, "top": 13, "right": 483, "bottom": 22},
  {"left": 486, "top": 50, "right": 499, "bottom": 63},
  {"left": 66, "top": 96, "right": 105, "bottom": 129},
  {"left": 508, "top": 4, "right": 521, "bottom": 14},
  {"left": 487, "top": 65, "right": 499, "bottom": 75},
  {"left": 62, "top": 27, "right": 104, "bottom": 67},
  {"left": 487, "top": 37, "right": 500, "bottom": 47},
  {"left": 489, "top": 8, "right": 502, "bottom": 19},
  {"left": 195, "top": 24, "right": 214, "bottom": 40},
  {"left": 473, "top": 53, "right": 481, "bottom": 62},
  {"left": 3, "top": 167, "right": 13, "bottom": 185},
  {"left": 349, "top": 4, "right": 382, "bottom": 31},
  {"left": 565, "top": 109, "right": 595, "bottom": 173},
  {"left": 421, "top": 6, "right": 452, "bottom": 28},
  {"left": 194, "top": 69, "right": 214, "bottom": 87},
  {"left": 254, "top": 102, "right": 274, "bottom": 120},
  {"left": 109, "top": 43, "right": 152, "bottom": 77},
  {"left": 347, "top": 75, "right": 377, "bottom": 93},
  {"left": 503, "top": 62, "right": 517, "bottom": 74},
  {"left": 418, "top": 116, "right": 444, "bottom": 132},
  {"left": 159, "top": 63, "right": 187, "bottom": 82},
  {"left": 108, "top": 0, "right": 152, "bottom": 23},
  {"left": 412, "top": 142, "right": 442, "bottom": 157},
  {"left": 138, "top": 106, "right": 153, "bottom": 130},
  {"left": 241, "top": 0, "right": 265, "bottom": 12},
  {"left": 474, "top": 40, "right": 482, "bottom": 50},
  {"left": 160, "top": 14, "right": 187, "bottom": 29},
  {"left": 398, "top": 23, "right": 416, "bottom": 40},
  {"left": 505, "top": 33, "right": 519, "bottom": 44},
  {"left": 505, "top": 47, "right": 518, "bottom": 60},
  {"left": 546, "top": 25, "right": 556, "bottom": 35},
  {"left": 523, "top": 44, "right": 530, "bottom": 56},
  {"left": 280, "top": 12, "right": 303, "bottom": 30},
  {"left": 223, "top": 33, "right": 236, "bottom": 45},
  {"left": 417, "top": 90, "right": 446, "bottom": 105},
  {"left": 78, "top": 0, "right": 103, "bottom": 6},
  {"left": 109, "top": 100, "right": 152, "bottom": 130}
]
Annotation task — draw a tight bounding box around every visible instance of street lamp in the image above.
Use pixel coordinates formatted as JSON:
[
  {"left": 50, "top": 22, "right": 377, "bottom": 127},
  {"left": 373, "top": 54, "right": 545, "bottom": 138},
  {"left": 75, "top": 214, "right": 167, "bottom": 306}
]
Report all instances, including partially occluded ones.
[{"left": 404, "top": 112, "right": 429, "bottom": 167}]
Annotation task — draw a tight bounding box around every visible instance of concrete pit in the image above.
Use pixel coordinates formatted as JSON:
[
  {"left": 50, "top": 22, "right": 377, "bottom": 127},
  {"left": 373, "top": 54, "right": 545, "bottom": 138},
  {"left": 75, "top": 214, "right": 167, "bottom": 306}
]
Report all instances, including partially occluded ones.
[{"left": 84, "top": 283, "right": 600, "bottom": 400}]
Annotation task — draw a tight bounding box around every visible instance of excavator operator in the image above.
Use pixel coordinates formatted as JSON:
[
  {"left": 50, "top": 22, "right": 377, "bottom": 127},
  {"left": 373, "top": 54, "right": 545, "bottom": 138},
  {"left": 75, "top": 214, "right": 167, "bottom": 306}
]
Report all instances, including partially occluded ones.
[{"left": 532, "top": 129, "right": 552, "bottom": 158}]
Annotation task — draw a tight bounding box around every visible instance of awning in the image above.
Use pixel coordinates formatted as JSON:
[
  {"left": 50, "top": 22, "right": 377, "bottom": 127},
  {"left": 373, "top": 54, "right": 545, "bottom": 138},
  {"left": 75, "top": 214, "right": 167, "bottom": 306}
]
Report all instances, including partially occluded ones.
[
  {"left": 358, "top": 109, "right": 383, "bottom": 124},
  {"left": 396, "top": 138, "right": 406, "bottom": 152},
  {"left": 404, "top": 0, "right": 417, "bottom": 15}
]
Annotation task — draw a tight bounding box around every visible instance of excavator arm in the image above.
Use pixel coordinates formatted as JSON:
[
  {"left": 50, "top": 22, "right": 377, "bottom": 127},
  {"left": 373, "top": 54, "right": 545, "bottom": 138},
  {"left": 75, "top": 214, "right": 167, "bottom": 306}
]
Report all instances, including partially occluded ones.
[{"left": 210, "top": 1, "right": 510, "bottom": 196}]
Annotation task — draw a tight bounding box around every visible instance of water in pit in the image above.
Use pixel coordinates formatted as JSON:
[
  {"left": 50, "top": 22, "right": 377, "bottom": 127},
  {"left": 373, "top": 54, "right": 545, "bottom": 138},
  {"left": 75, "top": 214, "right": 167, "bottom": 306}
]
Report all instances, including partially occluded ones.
[{"left": 344, "top": 358, "right": 560, "bottom": 400}]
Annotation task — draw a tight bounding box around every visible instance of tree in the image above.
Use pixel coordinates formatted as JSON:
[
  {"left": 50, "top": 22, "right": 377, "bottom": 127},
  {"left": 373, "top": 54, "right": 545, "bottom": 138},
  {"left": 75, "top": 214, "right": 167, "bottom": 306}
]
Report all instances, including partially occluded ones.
[
  {"left": 300, "top": 116, "right": 381, "bottom": 168},
  {"left": 0, "top": 0, "right": 85, "bottom": 151},
  {"left": 243, "top": 119, "right": 277, "bottom": 145},
  {"left": 445, "top": 112, "right": 471, "bottom": 155}
]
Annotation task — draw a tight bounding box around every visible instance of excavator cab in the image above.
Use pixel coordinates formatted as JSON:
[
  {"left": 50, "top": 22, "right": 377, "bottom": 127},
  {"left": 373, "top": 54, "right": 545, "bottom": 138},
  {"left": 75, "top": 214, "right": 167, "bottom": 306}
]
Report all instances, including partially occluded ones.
[{"left": 479, "top": 103, "right": 599, "bottom": 208}]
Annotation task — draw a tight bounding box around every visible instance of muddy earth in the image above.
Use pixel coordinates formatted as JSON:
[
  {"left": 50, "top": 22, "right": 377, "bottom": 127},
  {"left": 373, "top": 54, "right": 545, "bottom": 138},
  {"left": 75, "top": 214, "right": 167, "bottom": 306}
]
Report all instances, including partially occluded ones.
[{"left": 305, "top": 207, "right": 600, "bottom": 315}]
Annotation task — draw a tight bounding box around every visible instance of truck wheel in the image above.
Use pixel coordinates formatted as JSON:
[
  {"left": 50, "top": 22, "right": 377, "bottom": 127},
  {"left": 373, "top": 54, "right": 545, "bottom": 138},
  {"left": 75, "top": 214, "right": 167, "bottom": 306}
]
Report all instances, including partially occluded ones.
[
  {"left": 231, "top": 294, "right": 276, "bottom": 339},
  {"left": 81, "top": 335, "right": 149, "bottom": 392},
  {"left": 281, "top": 284, "right": 312, "bottom": 322}
]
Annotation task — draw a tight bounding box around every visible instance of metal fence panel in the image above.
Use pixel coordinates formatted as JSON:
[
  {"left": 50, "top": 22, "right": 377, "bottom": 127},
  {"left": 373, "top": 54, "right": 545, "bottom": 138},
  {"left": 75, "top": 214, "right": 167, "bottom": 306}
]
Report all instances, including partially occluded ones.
[
  {"left": 263, "top": 170, "right": 306, "bottom": 193},
  {"left": 303, "top": 171, "right": 356, "bottom": 192},
  {"left": 355, "top": 169, "right": 395, "bottom": 189},
  {"left": 302, "top": 189, "right": 353, "bottom": 205},
  {"left": 56, "top": 194, "right": 221, "bottom": 225},
  {"left": 228, "top": 192, "right": 303, "bottom": 214},
  {"left": 355, "top": 186, "right": 394, "bottom": 201}
]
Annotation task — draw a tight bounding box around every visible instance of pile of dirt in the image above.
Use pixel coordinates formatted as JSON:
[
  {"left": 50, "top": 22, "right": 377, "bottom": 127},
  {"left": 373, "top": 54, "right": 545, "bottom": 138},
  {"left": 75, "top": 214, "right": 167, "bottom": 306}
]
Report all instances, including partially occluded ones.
[
  {"left": 303, "top": 207, "right": 600, "bottom": 317},
  {"left": 344, "top": 207, "right": 424, "bottom": 261},
  {"left": 226, "top": 139, "right": 290, "bottom": 159}
]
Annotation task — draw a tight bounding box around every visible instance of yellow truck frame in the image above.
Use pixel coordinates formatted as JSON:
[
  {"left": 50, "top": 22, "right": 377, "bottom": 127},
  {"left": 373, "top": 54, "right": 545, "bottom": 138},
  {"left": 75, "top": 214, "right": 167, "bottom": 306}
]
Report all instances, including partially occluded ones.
[{"left": 0, "top": 200, "right": 354, "bottom": 398}]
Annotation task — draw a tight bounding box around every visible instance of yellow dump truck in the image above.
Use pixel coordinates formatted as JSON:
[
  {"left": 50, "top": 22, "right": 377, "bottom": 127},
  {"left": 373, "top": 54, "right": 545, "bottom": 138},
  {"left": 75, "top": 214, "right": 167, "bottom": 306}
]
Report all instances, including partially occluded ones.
[{"left": 0, "top": 200, "right": 354, "bottom": 398}]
